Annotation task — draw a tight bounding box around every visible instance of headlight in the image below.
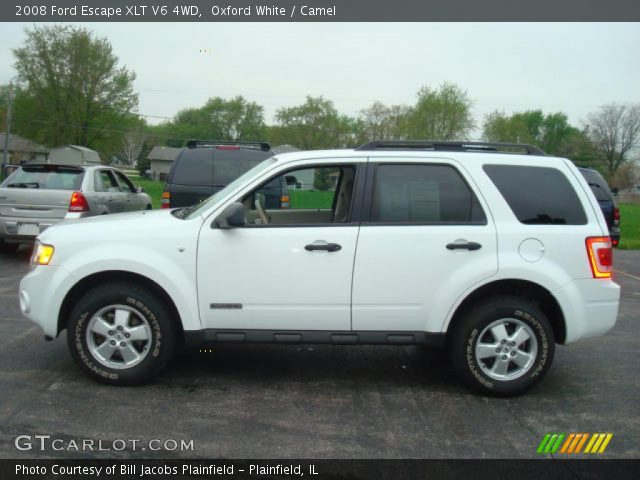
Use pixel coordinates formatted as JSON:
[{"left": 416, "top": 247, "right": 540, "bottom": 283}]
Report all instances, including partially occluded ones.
[{"left": 30, "top": 241, "right": 55, "bottom": 269}]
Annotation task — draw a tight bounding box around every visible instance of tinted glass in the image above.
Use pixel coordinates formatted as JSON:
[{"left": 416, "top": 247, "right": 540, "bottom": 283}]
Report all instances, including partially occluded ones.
[
  {"left": 171, "top": 148, "right": 272, "bottom": 186},
  {"left": 579, "top": 169, "right": 612, "bottom": 202},
  {"left": 484, "top": 165, "right": 587, "bottom": 225},
  {"left": 372, "top": 164, "right": 486, "bottom": 224},
  {"left": 2, "top": 166, "right": 84, "bottom": 190}
]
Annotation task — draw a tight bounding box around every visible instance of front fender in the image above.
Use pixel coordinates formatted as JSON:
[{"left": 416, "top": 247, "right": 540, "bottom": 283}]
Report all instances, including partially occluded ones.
[{"left": 55, "top": 243, "right": 200, "bottom": 332}]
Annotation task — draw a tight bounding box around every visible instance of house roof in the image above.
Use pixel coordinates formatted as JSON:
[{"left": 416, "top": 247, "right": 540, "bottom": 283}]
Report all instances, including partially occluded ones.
[
  {"left": 148, "top": 146, "right": 182, "bottom": 161},
  {"left": 50, "top": 145, "right": 95, "bottom": 154},
  {"left": 0, "top": 133, "right": 49, "bottom": 153}
]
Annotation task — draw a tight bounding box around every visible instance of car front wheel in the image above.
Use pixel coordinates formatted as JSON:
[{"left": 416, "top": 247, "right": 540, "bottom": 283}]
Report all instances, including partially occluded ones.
[
  {"left": 451, "top": 295, "right": 555, "bottom": 396},
  {"left": 67, "top": 282, "right": 176, "bottom": 385}
]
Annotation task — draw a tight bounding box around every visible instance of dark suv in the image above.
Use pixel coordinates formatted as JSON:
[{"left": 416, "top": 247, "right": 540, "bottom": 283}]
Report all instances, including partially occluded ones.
[
  {"left": 162, "top": 141, "right": 288, "bottom": 209},
  {"left": 578, "top": 167, "right": 620, "bottom": 246}
]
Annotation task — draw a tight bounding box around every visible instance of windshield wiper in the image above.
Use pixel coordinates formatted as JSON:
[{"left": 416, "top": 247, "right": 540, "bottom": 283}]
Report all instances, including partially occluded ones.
[{"left": 7, "top": 182, "right": 40, "bottom": 189}]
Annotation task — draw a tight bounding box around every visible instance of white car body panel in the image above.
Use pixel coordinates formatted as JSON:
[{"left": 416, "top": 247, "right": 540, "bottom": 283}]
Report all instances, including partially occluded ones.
[
  {"left": 21, "top": 209, "right": 203, "bottom": 335},
  {"left": 18, "top": 149, "right": 620, "bottom": 348}
]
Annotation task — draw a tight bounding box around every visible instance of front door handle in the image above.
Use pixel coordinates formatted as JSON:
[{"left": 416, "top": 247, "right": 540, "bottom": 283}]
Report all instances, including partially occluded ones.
[
  {"left": 305, "top": 241, "right": 342, "bottom": 252},
  {"left": 446, "top": 241, "right": 482, "bottom": 251}
]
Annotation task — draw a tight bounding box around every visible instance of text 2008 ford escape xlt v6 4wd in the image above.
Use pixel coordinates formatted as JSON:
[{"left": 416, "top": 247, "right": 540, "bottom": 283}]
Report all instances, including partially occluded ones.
[{"left": 19, "top": 141, "right": 620, "bottom": 396}]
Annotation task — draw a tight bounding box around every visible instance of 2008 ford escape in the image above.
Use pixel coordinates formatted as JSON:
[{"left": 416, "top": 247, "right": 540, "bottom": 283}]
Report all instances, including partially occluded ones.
[{"left": 19, "top": 141, "right": 620, "bottom": 396}]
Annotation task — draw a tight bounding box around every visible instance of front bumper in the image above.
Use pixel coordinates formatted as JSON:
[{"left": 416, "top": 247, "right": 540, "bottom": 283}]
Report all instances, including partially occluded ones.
[{"left": 19, "top": 264, "right": 77, "bottom": 338}]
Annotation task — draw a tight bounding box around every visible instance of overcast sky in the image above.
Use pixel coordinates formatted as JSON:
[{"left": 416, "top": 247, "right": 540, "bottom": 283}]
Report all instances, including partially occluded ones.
[{"left": 1, "top": 22, "right": 639, "bottom": 136}]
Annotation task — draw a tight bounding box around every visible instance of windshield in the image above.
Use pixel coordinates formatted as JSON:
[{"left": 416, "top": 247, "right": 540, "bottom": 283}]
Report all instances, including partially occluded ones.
[{"left": 184, "top": 156, "right": 277, "bottom": 220}]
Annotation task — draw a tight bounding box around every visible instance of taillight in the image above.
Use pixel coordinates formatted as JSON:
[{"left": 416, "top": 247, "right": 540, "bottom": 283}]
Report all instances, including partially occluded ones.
[
  {"left": 216, "top": 145, "right": 240, "bottom": 150},
  {"left": 69, "top": 191, "right": 89, "bottom": 212},
  {"left": 586, "top": 236, "right": 613, "bottom": 278},
  {"left": 161, "top": 191, "right": 170, "bottom": 209},
  {"left": 280, "top": 195, "right": 290, "bottom": 209},
  {"left": 613, "top": 207, "right": 620, "bottom": 221}
]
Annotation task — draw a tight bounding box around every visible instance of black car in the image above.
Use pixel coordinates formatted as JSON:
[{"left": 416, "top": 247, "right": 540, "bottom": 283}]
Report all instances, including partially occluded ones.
[
  {"left": 578, "top": 167, "right": 620, "bottom": 246},
  {"left": 162, "top": 140, "right": 289, "bottom": 209}
]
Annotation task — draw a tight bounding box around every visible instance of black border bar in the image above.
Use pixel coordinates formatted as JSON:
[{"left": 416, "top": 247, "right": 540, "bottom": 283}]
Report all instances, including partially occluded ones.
[
  {"left": 3, "top": 1, "right": 640, "bottom": 22},
  {"left": 4, "top": 459, "right": 640, "bottom": 480}
]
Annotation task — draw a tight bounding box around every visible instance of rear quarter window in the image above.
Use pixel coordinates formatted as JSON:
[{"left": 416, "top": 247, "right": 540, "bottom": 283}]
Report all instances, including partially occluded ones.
[{"left": 483, "top": 165, "right": 587, "bottom": 225}]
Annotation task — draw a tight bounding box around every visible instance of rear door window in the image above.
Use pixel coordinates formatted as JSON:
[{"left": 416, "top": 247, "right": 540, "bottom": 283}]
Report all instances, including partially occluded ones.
[
  {"left": 96, "top": 170, "right": 121, "bottom": 192},
  {"left": 484, "top": 165, "right": 587, "bottom": 225},
  {"left": 114, "top": 171, "right": 136, "bottom": 193},
  {"left": 371, "top": 164, "right": 486, "bottom": 224}
]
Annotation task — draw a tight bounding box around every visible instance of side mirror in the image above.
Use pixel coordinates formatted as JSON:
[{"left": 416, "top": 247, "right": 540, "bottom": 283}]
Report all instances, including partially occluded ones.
[
  {"left": 214, "top": 202, "right": 245, "bottom": 229},
  {"left": 136, "top": 186, "right": 145, "bottom": 193},
  {"left": 611, "top": 187, "right": 619, "bottom": 194}
]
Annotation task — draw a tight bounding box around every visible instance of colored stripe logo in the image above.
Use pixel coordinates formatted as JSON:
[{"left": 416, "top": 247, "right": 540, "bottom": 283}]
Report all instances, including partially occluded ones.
[{"left": 537, "top": 433, "right": 613, "bottom": 454}]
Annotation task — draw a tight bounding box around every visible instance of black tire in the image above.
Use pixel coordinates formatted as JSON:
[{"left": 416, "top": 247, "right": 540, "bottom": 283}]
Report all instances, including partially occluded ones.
[
  {"left": 0, "top": 239, "right": 20, "bottom": 253},
  {"left": 67, "top": 282, "right": 176, "bottom": 385},
  {"left": 450, "top": 295, "right": 555, "bottom": 397}
]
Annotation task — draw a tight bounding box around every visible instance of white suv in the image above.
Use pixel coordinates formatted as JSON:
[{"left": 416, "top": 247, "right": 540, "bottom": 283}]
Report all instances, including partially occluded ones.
[{"left": 19, "top": 141, "right": 620, "bottom": 396}]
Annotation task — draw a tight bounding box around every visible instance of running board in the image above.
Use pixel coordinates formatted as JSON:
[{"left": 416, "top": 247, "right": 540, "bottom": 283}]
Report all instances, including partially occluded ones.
[{"left": 184, "top": 329, "right": 445, "bottom": 347}]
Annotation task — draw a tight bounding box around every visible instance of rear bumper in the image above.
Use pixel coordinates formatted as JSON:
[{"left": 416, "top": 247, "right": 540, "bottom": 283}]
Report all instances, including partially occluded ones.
[
  {"left": 553, "top": 278, "right": 620, "bottom": 344},
  {"left": 0, "top": 216, "right": 63, "bottom": 243},
  {"left": 610, "top": 227, "right": 620, "bottom": 247}
]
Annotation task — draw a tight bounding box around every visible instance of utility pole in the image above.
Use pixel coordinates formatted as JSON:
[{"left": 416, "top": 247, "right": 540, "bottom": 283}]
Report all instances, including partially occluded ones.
[{"left": 2, "top": 81, "right": 13, "bottom": 181}]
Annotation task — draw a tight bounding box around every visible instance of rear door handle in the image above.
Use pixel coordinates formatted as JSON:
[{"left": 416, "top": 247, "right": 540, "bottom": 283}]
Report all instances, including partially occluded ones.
[
  {"left": 305, "top": 241, "right": 342, "bottom": 252},
  {"left": 446, "top": 241, "right": 482, "bottom": 251}
]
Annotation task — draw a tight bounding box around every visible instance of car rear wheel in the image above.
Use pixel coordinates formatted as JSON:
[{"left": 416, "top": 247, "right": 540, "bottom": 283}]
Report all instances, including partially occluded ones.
[
  {"left": 67, "top": 282, "right": 176, "bottom": 385},
  {"left": 450, "top": 295, "right": 555, "bottom": 396}
]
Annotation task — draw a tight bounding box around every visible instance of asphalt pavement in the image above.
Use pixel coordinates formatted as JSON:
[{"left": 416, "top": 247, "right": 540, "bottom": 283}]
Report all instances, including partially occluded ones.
[{"left": 0, "top": 247, "right": 638, "bottom": 459}]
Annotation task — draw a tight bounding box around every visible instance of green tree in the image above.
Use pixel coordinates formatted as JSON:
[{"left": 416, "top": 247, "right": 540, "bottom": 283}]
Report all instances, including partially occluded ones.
[
  {"left": 274, "top": 96, "right": 354, "bottom": 149},
  {"left": 357, "top": 101, "right": 411, "bottom": 142},
  {"left": 408, "top": 83, "right": 474, "bottom": 140},
  {"left": 12, "top": 25, "right": 138, "bottom": 158},
  {"left": 483, "top": 109, "right": 583, "bottom": 156},
  {"left": 585, "top": 104, "right": 640, "bottom": 176},
  {"left": 154, "top": 96, "right": 266, "bottom": 147}
]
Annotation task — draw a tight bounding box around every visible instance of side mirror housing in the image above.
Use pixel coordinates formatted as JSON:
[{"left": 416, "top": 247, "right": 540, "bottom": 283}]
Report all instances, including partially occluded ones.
[
  {"left": 136, "top": 186, "right": 145, "bottom": 193},
  {"left": 214, "top": 202, "right": 245, "bottom": 229}
]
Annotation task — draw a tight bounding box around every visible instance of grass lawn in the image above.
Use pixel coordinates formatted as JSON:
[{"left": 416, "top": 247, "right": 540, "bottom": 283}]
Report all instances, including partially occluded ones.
[
  {"left": 618, "top": 203, "right": 640, "bottom": 250},
  {"left": 129, "top": 176, "right": 165, "bottom": 209},
  {"left": 289, "top": 190, "right": 335, "bottom": 209}
]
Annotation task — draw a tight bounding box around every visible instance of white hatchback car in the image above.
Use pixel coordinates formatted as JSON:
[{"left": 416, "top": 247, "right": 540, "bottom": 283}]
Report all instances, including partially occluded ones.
[{"left": 19, "top": 141, "right": 620, "bottom": 396}]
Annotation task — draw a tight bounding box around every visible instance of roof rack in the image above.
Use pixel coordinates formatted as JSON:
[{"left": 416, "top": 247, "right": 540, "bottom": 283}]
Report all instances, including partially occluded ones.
[
  {"left": 186, "top": 140, "right": 271, "bottom": 152},
  {"left": 355, "top": 140, "right": 547, "bottom": 156}
]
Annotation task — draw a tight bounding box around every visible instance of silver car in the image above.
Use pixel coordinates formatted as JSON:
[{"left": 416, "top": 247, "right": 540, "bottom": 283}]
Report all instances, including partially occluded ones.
[{"left": 0, "top": 164, "right": 152, "bottom": 252}]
